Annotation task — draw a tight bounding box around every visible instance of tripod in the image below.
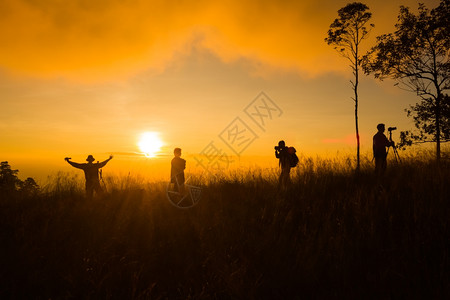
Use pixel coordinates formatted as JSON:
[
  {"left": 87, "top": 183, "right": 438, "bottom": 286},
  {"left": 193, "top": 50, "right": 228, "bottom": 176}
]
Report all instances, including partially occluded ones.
[
  {"left": 99, "top": 167, "right": 107, "bottom": 192},
  {"left": 387, "top": 130, "right": 401, "bottom": 163}
]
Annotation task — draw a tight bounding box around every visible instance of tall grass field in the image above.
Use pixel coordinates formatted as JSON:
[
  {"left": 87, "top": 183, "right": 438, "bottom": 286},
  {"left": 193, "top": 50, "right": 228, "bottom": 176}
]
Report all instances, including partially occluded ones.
[{"left": 1, "top": 155, "right": 449, "bottom": 299}]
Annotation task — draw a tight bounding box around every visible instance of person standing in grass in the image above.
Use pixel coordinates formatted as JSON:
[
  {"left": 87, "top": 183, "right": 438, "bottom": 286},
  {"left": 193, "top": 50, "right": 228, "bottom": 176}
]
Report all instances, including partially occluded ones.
[
  {"left": 65, "top": 155, "right": 113, "bottom": 198},
  {"left": 171, "top": 148, "right": 186, "bottom": 193},
  {"left": 275, "top": 140, "right": 291, "bottom": 190},
  {"left": 373, "top": 123, "right": 394, "bottom": 175}
]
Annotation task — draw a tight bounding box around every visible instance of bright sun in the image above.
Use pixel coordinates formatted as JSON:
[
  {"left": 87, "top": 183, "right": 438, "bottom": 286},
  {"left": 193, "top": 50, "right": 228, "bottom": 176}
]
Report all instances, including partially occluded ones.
[{"left": 138, "top": 132, "right": 163, "bottom": 158}]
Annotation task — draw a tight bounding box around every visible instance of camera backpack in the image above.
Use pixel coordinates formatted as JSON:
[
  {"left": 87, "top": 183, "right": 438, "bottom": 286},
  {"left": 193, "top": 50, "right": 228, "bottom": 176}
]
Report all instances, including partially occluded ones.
[{"left": 288, "top": 147, "right": 299, "bottom": 167}]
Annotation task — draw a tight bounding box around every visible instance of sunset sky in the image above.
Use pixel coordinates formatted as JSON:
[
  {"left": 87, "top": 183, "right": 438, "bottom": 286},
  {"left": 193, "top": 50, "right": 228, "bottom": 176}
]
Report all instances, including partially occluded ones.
[{"left": 0, "top": 0, "right": 441, "bottom": 181}]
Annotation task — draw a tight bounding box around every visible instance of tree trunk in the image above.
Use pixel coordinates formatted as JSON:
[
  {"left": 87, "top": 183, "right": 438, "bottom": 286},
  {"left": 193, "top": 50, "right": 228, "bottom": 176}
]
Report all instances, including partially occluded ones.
[
  {"left": 355, "top": 89, "right": 360, "bottom": 171},
  {"left": 354, "top": 54, "right": 360, "bottom": 172},
  {"left": 436, "top": 93, "right": 441, "bottom": 162}
]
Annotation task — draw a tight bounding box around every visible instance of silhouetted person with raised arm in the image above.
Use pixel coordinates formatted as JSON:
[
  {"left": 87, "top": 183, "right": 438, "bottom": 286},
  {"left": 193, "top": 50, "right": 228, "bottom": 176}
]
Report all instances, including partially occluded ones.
[
  {"left": 275, "top": 140, "right": 291, "bottom": 190},
  {"left": 373, "top": 124, "right": 394, "bottom": 176},
  {"left": 171, "top": 148, "right": 186, "bottom": 193},
  {"left": 65, "top": 155, "right": 113, "bottom": 198}
]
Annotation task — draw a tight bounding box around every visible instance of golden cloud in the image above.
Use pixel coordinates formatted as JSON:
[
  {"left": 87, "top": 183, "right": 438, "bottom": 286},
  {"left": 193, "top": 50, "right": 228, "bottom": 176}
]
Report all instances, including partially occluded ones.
[{"left": 0, "top": 0, "right": 439, "bottom": 80}]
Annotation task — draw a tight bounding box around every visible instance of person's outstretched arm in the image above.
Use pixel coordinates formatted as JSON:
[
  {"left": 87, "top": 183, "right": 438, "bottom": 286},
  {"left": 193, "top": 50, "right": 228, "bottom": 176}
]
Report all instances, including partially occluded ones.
[
  {"left": 65, "top": 157, "right": 83, "bottom": 169},
  {"left": 98, "top": 155, "right": 113, "bottom": 168}
]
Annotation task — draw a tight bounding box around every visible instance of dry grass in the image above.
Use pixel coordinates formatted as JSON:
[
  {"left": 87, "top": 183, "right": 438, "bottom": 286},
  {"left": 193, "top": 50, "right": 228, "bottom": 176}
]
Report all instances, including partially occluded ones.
[{"left": 0, "top": 154, "right": 449, "bottom": 299}]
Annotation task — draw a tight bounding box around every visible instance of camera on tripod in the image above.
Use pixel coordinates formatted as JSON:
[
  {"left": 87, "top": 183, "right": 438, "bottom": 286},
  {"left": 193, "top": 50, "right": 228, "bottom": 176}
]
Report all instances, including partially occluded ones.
[{"left": 385, "top": 126, "right": 401, "bottom": 162}]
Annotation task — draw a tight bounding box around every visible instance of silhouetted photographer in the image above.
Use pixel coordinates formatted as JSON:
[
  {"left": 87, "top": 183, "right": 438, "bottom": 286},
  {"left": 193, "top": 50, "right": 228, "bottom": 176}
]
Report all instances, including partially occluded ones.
[
  {"left": 275, "top": 140, "right": 298, "bottom": 190},
  {"left": 65, "top": 155, "right": 113, "bottom": 198},
  {"left": 373, "top": 124, "right": 395, "bottom": 175}
]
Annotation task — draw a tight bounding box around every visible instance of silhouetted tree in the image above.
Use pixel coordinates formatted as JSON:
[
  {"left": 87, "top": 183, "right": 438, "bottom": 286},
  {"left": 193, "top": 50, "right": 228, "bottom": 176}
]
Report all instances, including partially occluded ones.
[
  {"left": 363, "top": 0, "right": 450, "bottom": 161},
  {"left": 0, "top": 161, "right": 21, "bottom": 193},
  {"left": 0, "top": 161, "right": 40, "bottom": 195},
  {"left": 325, "top": 2, "right": 374, "bottom": 171},
  {"left": 19, "top": 177, "right": 40, "bottom": 195},
  {"left": 400, "top": 94, "right": 450, "bottom": 151}
]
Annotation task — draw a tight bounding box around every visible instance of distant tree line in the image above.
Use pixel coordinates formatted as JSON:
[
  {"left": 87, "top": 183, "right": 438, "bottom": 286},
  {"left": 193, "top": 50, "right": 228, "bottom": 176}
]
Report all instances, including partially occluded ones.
[{"left": 0, "top": 161, "right": 39, "bottom": 196}]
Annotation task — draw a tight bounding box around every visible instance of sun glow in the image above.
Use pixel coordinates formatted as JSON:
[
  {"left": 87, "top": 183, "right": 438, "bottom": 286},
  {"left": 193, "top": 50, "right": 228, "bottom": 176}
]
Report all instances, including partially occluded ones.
[{"left": 138, "top": 132, "right": 163, "bottom": 158}]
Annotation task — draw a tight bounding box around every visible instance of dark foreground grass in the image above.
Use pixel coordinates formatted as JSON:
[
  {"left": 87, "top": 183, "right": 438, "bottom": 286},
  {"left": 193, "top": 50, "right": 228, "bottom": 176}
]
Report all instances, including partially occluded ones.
[{"left": 0, "top": 157, "right": 449, "bottom": 299}]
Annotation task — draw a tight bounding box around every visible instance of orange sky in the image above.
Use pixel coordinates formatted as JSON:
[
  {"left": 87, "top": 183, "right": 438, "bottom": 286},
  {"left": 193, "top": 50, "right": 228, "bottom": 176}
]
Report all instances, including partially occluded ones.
[{"left": 0, "top": 0, "right": 441, "bottom": 182}]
